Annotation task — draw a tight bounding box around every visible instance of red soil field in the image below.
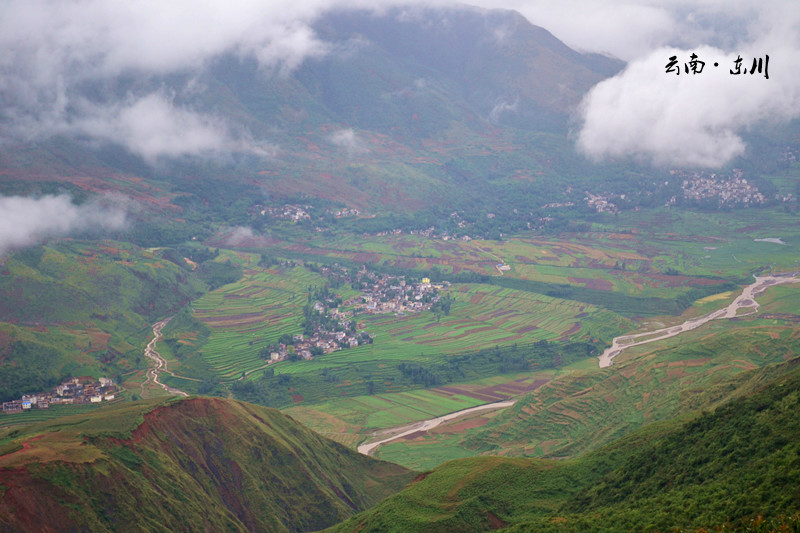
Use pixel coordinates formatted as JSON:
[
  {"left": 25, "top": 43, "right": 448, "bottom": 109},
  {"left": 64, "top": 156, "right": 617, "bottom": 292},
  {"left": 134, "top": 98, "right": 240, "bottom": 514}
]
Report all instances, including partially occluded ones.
[{"left": 560, "top": 322, "right": 582, "bottom": 338}]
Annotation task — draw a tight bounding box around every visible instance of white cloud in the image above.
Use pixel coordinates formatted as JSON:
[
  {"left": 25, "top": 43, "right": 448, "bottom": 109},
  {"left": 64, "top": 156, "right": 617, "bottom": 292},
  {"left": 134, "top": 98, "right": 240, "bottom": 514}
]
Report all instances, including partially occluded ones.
[
  {"left": 0, "top": 194, "right": 128, "bottom": 256},
  {"left": 489, "top": 98, "right": 519, "bottom": 125},
  {"left": 0, "top": 0, "right": 797, "bottom": 168},
  {"left": 576, "top": 1, "right": 800, "bottom": 167},
  {"left": 223, "top": 226, "right": 272, "bottom": 247},
  {"left": 75, "top": 94, "right": 232, "bottom": 161},
  {"left": 0, "top": 0, "right": 338, "bottom": 157},
  {"left": 328, "top": 128, "right": 369, "bottom": 156}
]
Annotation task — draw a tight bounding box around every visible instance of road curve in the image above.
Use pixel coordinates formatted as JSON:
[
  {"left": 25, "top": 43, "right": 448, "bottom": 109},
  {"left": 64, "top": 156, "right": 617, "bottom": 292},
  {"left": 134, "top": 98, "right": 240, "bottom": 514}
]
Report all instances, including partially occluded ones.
[
  {"left": 142, "top": 317, "right": 189, "bottom": 397},
  {"left": 358, "top": 400, "right": 515, "bottom": 456},
  {"left": 598, "top": 273, "right": 800, "bottom": 368}
]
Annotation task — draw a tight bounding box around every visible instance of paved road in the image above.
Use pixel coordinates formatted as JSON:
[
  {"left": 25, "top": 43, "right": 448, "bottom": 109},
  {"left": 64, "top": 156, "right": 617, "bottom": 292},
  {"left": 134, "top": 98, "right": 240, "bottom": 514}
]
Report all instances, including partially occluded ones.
[{"left": 598, "top": 273, "right": 800, "bottom": 368}]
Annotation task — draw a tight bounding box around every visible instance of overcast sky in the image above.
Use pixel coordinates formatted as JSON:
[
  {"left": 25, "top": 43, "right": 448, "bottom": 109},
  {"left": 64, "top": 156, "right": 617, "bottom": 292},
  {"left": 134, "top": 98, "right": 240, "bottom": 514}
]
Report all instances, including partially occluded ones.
[{"left": 0, "top": 0, "right": 797, "bottom": 167}]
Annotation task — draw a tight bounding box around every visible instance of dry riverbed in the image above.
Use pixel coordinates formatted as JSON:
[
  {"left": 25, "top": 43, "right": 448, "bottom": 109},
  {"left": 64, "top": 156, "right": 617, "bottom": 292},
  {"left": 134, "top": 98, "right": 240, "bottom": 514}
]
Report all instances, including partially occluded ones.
[
  {"left": 358, "top": 400, "right": 515, "bottom": 456},
  {"left": 598, "top": 273, "right": 800, "bottom": 368}
]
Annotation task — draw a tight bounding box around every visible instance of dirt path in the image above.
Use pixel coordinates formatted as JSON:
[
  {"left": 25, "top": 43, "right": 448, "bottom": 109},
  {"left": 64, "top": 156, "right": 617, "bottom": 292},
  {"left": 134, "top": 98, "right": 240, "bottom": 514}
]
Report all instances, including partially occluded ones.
[
  {"left": 473, "top": 245, "right": 507, "bottom": 276},
  {"left": 598, "top": 272, "right": 800, "bottom": 368},
  {"left": 357, "top": 400, "right": 515, "bottom": 456},
  {"left": 142, "top": 318, "right": 190, "bottom": 397}
]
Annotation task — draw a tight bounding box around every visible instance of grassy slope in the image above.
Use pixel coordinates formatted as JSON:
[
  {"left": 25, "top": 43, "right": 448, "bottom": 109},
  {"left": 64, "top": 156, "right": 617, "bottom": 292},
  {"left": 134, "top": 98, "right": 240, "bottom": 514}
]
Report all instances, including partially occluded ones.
[
  {"left": 0, "top": 397, "right": 415, "bottom": 532},
  {"left": 0, "top": 240, "right": 205, "bottom": 401},
  {"left": 327, "top": 358, "right": 800, "bottom": 533},
  {"left": 369, "top": 278, "right": 800, "bottom": 469}
]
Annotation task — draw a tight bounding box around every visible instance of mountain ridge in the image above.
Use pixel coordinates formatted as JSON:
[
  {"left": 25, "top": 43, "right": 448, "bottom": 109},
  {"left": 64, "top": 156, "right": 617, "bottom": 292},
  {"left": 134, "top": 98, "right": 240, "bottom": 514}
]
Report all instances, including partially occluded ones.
[{"left": 0, "top": 396, "right": 415, "bottom": 532}]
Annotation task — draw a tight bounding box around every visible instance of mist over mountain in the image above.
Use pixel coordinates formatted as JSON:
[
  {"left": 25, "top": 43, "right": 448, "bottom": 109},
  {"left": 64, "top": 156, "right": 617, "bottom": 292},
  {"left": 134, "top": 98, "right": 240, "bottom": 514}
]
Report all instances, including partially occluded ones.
[
  {"left": 1, "top": 4, "right": 799, "bottom": 532},
  {"left": 1, "top": 5, "right": 621, "bottom": 176}
]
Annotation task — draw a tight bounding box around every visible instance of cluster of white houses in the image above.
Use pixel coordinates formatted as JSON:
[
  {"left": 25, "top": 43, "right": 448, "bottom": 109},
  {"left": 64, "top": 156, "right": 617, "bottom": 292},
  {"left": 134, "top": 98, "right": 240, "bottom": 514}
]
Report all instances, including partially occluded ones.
[
  {"left": 351, "top": 276, "right": 445, "bottom": 315},
  {"left": 264, "top": 269, "right": 446, "bottom": 363},
  {"left": 2, "top": 377, "right": 118, "bottom": 414}
]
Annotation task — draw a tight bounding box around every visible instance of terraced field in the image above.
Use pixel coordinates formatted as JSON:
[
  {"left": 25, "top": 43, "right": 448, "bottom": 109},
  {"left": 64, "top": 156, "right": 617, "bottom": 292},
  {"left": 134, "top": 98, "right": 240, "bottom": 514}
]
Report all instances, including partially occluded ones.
[
  {"left": 192, "top": 253, "right": 631, "bottom": 382},
  {"left": 356, "top": 283, "right": 629, "bottom": 354},
  {"left": 368, "top": 282, "right": 800, "bottom": 469},
  {"left": 284, "top": 372, "right": 552, "bottom": 448},
  {"left": 192, "top": 260, "right": 329, "bottom": 380},
  {"left": 278, "top": 231, "right": 741, "bottom": 300}
]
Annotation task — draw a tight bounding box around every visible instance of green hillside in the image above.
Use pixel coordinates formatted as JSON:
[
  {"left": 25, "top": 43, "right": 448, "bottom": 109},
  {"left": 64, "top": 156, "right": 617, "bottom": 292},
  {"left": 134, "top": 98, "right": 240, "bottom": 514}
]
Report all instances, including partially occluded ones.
[
  {"left": 0, "top": 397, "right": 414, "bottom": 532},
  {"left": 327, "top": 358, "right": 800, "bottom": 532},
  {"left": 369, "top": 276, "right": 800, "bottom": 470},
  {"left": 0, "top": 4, "right": 799, "bottom": 531},
  {"left": 0, "top": 240, "right": 212, "bottom": 402}
]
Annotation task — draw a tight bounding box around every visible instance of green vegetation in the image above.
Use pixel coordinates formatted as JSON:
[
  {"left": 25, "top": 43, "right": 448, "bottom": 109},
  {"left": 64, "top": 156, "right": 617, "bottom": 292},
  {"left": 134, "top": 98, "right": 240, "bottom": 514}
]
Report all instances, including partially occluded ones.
[
  {"left": 229, "top": 340, "right": 596, "bottom": 409},
  {"left": 284, "top": 372, "right": 553, "bottom": 448},
  {"left": 328, "top": 358, "right": 800, "bottom": 532},
  {"left": 366, "top": 277, "right": 800, "bottom": 469},
  {"left": 1, "top": 10, "right": 799, "bottom": 531},
  {"left": 0, "top": 397, "right": 415, "bottom": 532},
  {"left": 0, "top": 241, "right": 207, "bottom": 401}
]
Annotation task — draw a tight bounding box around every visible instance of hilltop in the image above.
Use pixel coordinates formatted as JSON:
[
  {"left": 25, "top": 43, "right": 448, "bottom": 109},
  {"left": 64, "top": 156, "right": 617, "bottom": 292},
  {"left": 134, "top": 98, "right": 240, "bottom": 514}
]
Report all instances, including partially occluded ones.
[
  {"left": 0, "top": 397, "right": 414, "bottom": 532},
  {"left": 0, "top": 5, "right": 625, "bottom": 217}
]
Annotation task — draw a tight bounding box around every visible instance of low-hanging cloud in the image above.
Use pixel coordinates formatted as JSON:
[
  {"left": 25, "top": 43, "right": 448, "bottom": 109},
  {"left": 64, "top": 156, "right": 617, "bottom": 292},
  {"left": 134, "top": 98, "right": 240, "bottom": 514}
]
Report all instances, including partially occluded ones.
[
  {"left": 221, "top": 226, "right": 272, "bottom": 248},
  {"left": 489, "top": 98, "right": 519, "bottom": 125},
  {"left": 0, "top": 0, "right": 344, "bottom": 160},
  {"left": 576, "top": 1, "right": 800, "bottom": 167},
  {"left": 0, "top": 194, "right": 129, "bottom": 256},
  {"left": 75, "top": 94, "right": 234, "bottom": 161},
  {"left": 328, "top": 128, "right": 369, "bottom": 156},
  {"left": 71, "top": 93, "right": 279, "bottom": 161},
  {"left": 2, "top": 0, "right": 799, "bottom": 168}
]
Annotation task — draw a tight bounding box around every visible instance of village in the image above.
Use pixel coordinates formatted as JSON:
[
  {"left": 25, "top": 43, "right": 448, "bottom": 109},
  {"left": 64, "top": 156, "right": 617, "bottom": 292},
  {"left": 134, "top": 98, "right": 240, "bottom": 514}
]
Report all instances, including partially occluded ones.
[
  {"left": 251, "top": 203, "right": 362, "bottom": 223},
  {"left": 264, "top": 266, "right": 447, "bottom": 363},
  {"left": 2, "top": 377, "right": 119, "bottom": 414},
  {"left": 584, "top": 192, "right": 621, "bottom": 214},
  {"left": 672, "top": 169, "right": 768, "bottom": 207}
]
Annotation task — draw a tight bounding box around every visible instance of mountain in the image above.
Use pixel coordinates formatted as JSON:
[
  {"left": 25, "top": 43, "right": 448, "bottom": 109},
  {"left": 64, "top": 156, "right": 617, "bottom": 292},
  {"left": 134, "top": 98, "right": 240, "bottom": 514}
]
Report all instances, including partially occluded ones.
[
  {"left": 0, "top": 5, "right": 624, "bottom": 216},
  {"left": 0, "top": 240, "right": 218, "bottom": 403},
  {"left": 1, "top": 5, "right": 800, "bottom": 531},
  {"left": 327, "top": 358, "right": 800, "bottom": 532},
  {"left": 0, "top": 397, "right": 414, "bottom": 532},
  {"left": 0, "top": 4, "right": 630, "bottom": 405}
]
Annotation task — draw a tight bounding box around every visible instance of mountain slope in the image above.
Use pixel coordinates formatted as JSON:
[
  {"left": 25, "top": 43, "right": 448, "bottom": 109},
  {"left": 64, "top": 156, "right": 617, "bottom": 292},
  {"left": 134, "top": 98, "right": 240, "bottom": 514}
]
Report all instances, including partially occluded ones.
[
  {"left": 327, "top": 357, "right": 800, "bottom": 532},
  {"left": 0, "top": 397, "right": 414, "bottom": 532},
  {"left": 0, "top": 240, "right": 208, "bottom": 402},
  {"left": 0, "top": 5, "right": 625, "bottom": 215}
]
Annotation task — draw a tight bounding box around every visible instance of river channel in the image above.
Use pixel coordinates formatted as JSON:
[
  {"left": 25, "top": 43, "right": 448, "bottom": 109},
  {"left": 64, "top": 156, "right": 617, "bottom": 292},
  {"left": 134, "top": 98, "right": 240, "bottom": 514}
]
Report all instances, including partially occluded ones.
[{"left": 598, "top": 273, "right": 800, "bottom": 368}]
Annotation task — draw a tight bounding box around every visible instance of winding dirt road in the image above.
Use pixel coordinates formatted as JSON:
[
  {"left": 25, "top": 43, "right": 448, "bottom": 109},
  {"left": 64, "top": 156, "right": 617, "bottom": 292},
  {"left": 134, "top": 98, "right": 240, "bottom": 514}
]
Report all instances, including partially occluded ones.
[
  {"left": 598, "top": 273, "right": 800, "bottom": 368},
  {"left": 142, "top": 317, "right": 189, "bottom": 397},
  {"left": 357, "top": 400, "right": 515, "bottom": 456},
  {"left": 473, "top": 245, "right": 507, "bottom": 275}
]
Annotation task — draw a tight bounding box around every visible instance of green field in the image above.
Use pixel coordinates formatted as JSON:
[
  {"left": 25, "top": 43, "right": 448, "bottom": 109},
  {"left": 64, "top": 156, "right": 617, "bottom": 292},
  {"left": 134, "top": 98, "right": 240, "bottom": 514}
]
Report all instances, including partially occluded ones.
[
  {"left": 189, "top": 253, "right": 631, "bottom": 384},
  {"left": 192, "top": 254, "right": 331, "bottom": 379},
  {"left": 365, "top": 279, "right": 800, "bottom": 469},
  {"left": 284, "top": 371, "right": 554, "bottom": 443},
  {"left": 352, "top": 282, "right": 629, "bottom": 354}
]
